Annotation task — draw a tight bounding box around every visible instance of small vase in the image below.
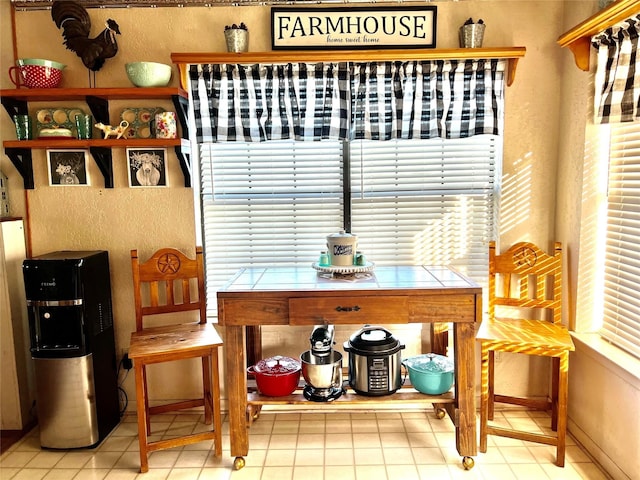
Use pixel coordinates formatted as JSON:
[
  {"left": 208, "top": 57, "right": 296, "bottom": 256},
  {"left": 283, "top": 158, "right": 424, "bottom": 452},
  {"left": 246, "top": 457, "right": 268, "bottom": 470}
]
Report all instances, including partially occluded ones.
[
  {"left": 225, "top": 29, "right": 248, "bottom": 53},
  {"left": 459, "top": 23, "right": 485, "bottom": 48}
]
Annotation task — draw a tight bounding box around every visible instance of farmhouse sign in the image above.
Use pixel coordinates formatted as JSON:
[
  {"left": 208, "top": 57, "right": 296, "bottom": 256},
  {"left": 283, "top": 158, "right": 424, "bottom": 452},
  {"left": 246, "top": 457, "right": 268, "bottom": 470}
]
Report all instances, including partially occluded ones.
[{"left": 271, "top": 6, "right": 437, "bottom": 50}]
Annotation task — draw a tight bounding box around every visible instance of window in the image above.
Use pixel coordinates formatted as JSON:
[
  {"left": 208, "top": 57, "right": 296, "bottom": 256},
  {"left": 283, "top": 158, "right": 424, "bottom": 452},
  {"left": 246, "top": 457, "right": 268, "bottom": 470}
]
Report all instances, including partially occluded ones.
[
  {"left": 601, "top": 121, "right": 640, "bottom": 359},
  {"left": 201, "top": 135, "right": 500, "bottom": 316},
  {"left": 351, "top": 137, "right": 499, "bottom": 281}
]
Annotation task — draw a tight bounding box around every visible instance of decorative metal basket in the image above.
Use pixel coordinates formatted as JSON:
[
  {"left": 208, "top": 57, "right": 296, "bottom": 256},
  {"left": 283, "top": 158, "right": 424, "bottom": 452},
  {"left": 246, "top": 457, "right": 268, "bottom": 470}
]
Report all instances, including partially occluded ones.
[
  {"left": 459, "top": 23, "right": 485, "bottom": 48},
  {"left": 224, "top": 29, "right": 248, "bottom": 53}
]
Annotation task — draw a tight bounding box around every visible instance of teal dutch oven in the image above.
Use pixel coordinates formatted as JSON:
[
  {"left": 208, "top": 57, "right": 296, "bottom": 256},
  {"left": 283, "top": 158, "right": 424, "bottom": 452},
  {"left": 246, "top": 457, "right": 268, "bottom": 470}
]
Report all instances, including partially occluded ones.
[{"left": 402, "top": 353, "right": 454, "bottom": 395}]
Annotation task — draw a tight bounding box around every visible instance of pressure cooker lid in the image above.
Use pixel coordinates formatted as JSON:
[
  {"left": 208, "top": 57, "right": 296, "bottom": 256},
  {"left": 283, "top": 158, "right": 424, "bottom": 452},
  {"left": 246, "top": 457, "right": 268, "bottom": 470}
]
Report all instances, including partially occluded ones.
[
  {"left": 347, "top": 325, "right": 403, "bottom": 353},
  {"left": 253, "top": 355, "right": 301, "bottom": 375},
  {"left": 403, "top": 353, "right": 454, "bottom": 374}
]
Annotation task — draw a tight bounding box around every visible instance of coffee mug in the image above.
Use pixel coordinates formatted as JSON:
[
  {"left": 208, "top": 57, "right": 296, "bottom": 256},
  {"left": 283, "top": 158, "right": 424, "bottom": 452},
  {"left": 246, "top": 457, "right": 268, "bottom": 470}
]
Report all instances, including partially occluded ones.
[
  {"left": 13, "top": 114, "right": 32, "bottom": 140},
  {"left": 155, "top": 111, "right": 177, "bottom": 139},
  {"left": 74, "top": 114, "right": 93, "bottom": 140}
]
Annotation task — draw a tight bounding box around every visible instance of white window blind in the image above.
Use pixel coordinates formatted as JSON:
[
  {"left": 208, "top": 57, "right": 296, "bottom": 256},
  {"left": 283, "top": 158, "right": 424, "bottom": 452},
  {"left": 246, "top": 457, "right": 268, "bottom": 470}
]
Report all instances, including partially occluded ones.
[
  {"left": 201, "top": 136, "right": 499, "bottom": 318},
  {"left": 200, "top": 140, "right": 344, "bottom": 315},
  {"left": 602, "top": 121, "right": 640, "bottom": 359},
  {"left": 351, "top": 136, "right": 499, "bottom": 280}
]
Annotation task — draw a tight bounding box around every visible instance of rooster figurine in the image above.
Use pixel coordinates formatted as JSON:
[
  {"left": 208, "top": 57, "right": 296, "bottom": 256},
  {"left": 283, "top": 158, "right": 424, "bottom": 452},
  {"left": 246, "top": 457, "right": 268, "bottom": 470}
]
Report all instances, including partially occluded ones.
[{"left": 51, "top": 0, "right": 120, "bottom": 87}]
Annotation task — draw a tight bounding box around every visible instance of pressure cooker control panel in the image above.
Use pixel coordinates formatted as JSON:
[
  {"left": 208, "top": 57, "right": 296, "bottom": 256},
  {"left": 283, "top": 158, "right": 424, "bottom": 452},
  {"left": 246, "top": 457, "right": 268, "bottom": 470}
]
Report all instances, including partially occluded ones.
[{"left": 367, "top": 357, "right": 390, "bottom": 391}]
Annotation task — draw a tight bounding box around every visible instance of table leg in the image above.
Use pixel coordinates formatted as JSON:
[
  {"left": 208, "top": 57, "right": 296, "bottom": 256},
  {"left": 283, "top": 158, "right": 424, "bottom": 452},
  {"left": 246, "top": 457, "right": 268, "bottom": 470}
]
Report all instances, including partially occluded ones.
[
  {"left": 453, "top": 322, "right": 477, "bottom": 458},
  {"left": 246, "top": 325, "right": 262, "bottom": 369},
  {"left": 225, "top": 325, "right": 248, "bottom": 467}
]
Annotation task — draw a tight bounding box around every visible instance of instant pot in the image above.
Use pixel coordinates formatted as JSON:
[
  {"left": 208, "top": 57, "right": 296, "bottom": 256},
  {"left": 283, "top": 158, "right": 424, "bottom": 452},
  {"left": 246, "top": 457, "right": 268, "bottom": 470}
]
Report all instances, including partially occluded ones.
[{"left": 343, "top": 325, "right": 405, "bottom": 396}]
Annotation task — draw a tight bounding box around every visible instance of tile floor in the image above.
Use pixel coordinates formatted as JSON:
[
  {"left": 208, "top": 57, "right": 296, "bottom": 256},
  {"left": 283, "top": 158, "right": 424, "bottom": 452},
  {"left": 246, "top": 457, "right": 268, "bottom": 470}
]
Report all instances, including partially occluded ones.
[{"left": 0, "top": 408, "right": 611, "bottom": 480}]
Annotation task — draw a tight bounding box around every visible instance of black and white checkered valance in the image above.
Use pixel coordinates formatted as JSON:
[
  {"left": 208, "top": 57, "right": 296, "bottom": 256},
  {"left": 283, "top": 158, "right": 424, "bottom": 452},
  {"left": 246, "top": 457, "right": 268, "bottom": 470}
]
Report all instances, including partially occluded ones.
[
  {"left": 351, "top": 59, "right": 504, "bottom": 140},
  {"left": 592, "top": 14, "right": 640, "bottom": 123},
  {"left": 189, "top": 59, "right": 506, "bottom": 142}
]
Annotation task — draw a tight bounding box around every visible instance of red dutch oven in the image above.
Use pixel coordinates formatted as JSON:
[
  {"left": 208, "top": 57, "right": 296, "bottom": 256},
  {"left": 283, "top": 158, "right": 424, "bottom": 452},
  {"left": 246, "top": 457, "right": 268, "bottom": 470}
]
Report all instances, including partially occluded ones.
[{"left": 247, "top": 355, "right": 301, "bottom": 396}]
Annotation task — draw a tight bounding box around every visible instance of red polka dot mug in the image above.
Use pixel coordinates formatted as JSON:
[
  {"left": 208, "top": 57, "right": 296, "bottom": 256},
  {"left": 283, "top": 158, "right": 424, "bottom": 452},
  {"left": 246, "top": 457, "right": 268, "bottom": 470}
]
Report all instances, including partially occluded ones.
[{"left": 9, "top": 58, "right": 65, "bottom": 89}]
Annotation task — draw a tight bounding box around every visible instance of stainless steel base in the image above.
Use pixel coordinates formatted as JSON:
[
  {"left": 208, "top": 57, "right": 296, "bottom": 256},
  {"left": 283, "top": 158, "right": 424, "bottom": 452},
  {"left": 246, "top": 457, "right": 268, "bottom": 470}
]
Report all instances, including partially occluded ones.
[{"left": 34, "top": 354, "right": 99, "bottom": 449}]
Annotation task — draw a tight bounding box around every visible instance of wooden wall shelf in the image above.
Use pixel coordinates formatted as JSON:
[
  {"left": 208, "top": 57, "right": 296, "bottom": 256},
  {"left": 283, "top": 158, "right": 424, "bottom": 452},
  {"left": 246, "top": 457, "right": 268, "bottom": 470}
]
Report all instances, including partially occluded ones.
[
  {"left": 1, "top": 87, "right": 191, "bottom": 189},
  {"left": 171, "top": 47, "right": 526, "bottom": 87},
  {"left": 558, "top": 0, "right": 640, "bottom": 71}
]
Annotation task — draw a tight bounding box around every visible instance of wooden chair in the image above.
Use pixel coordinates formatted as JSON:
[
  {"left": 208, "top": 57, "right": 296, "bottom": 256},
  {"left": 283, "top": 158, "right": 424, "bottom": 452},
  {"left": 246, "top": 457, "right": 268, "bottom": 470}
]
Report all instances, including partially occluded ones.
[
  {"left": 128, "top": 247, "right": 223, "bottom": 473},
  {"left": 476, "top": 241, "right": 575, "bottom": 467}
]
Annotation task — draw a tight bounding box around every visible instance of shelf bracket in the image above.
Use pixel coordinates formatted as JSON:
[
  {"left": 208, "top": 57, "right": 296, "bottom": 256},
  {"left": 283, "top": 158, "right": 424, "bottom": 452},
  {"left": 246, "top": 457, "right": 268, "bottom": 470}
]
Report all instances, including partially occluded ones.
[
  {"left": 174, "top": 144, "right": 192, "bottom": 187},
  {"left": 172, "top": 93, "right": 192, "bottom": 187},
  {"left": 86, "top": 96, "right": 110, "bottom": 124},
  {"left": 89, "top": 147, "right": 114, "bottom": 188},
  {"left": 4, "top": 148, "right": 34, "bottom": 189},
  {"left": 1, "top": 97, "right": 28, "bottom": 118},
  {"left": 172, "top": 94, "right": 189, "bottom": 139}
]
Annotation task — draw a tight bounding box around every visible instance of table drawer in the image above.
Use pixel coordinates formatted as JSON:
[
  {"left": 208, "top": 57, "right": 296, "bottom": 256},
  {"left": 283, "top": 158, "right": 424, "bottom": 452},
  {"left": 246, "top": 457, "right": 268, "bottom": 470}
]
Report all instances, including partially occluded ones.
[
  {"left": 289, "top": 296, "right": 408, "bottom": 325},
  {"left": 409, "top": 295, "right": 478, "bottom": 323},
  {"left": 219, "top": 298, "right": 289, "bottom": 325}
]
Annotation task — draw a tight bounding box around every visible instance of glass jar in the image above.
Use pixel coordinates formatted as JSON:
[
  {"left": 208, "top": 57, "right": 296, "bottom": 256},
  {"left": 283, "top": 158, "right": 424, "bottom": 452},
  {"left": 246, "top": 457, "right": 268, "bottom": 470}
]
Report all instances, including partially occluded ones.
[{"left": 319, "top": 251, "right": 330, "bottom": 266}]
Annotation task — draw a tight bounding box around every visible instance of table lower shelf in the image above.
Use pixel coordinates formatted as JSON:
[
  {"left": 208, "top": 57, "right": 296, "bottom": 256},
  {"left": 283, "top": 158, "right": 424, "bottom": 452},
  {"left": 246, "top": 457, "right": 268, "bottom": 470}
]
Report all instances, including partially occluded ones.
[{"left": 247, "top": 382, "right": 455, "bottom": 407}]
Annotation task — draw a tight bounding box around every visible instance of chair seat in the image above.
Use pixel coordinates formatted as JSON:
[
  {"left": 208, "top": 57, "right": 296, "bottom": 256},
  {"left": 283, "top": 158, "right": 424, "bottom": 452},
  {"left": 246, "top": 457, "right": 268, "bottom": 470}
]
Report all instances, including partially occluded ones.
[
  {"left": 129, "top": 322, "right": 223, "bottom": 362},
  {"left": 477, "top": 318, "right": 575, "bottom": 353}
]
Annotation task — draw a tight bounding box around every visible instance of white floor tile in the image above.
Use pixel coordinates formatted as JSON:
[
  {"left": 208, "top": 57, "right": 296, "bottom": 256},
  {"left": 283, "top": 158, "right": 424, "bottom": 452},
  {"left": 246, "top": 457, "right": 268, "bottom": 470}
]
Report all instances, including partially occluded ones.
[
  {"left": 385, "top": 464, "right": 420, "bottom": 480},
  {"left": 477, "top": 463, "right": 517, "bottom": 480},
  {"left": 325, "top": 465, "right": 355, "bottom": 480},
  {"left": 510, "top": 463, "right": 551, "bottom": 480},
  {"left": 0, "top": 409, "right": 612, "bottom": 480},
  {"left": 134, "top": 468, "right": 171, "bottom": 480},
  {"left": 292, "top": 465, "right": 324, "bottom": 480},
  {"left": 323, "top": 447, "right": 354, "bottom": 466},
  {"left": 355, "top": 464, "right": 388, "bottom": 480},
  {"left": 263, "top": 448, "right": 295, "bottom": 467},
  {"left": 198, "top": 467, "right": 231, "bottom": 480},
  {"left": 354, "top": 447, "right": 384, "bottom": 465},
  {"left": 262, "top": 466, "right": 293, "bottom": 480},
  {"left": 42, "top": 468, "right": 80, "bottom": 480},
  {"left": 11, "top": 468, "right": 51, "bottom": 480},
  {"left": 165, "top": 467, "right": 202, "bottom": 480},
  {"left": 416, "top": 464, "right": 452, "bottom": 480},
  {"left": 411, "top": 447, "right": 446, "bottom": 465}
]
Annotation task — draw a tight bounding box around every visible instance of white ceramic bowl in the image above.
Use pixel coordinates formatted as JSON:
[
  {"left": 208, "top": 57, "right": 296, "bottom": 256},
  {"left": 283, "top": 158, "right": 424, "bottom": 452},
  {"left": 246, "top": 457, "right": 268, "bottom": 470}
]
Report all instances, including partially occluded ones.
[{"left": 125, "top": 62, "right": 172, "bottom": 88}]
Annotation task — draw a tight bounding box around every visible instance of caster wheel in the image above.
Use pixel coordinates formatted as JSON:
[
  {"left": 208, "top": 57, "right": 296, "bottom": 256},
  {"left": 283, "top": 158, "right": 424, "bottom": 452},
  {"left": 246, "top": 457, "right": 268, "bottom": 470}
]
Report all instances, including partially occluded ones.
[
  {"left": 462, "top": 456, "right": 475, "bottom": 470},
  {"left": 435, "top": 408, "right": 446, "bottom": 420},
  {"left": 233, "top": 457, "right": 245, "bottom": 470},
  {"left": 246, "top": 405, "right": 261, "bottom": 423}
]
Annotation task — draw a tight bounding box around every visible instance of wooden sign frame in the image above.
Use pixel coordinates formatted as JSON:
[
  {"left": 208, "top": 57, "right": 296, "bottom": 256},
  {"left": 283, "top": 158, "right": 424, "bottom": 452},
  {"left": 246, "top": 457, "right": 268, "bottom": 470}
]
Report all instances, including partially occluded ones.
[{"left": 271, "top": 6, "right": 437, "bottom": 50}]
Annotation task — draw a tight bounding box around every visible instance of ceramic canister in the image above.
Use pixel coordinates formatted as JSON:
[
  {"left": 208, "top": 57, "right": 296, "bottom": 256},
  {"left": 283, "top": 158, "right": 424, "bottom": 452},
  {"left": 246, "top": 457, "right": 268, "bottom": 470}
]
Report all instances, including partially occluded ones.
[
  {"left": 155, "top": 111, "right": 177, "bottom": 139},
  {"left": 326, "top": 230, "right": 357, "bottom": 266}
]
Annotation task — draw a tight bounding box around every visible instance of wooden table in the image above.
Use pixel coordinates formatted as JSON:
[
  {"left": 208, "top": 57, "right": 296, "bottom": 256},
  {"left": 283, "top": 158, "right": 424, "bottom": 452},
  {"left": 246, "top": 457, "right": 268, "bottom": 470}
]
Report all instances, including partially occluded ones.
[{"left": 217, "top": 266, "right": 482, "bottom": 470}]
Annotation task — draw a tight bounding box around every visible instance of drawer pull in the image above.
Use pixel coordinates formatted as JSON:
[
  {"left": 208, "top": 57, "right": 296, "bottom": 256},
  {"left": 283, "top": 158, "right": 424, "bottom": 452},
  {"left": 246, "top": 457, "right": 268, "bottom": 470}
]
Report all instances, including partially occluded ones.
[{"left": 335, "top": 305, "right": 361, "bottom": 312}]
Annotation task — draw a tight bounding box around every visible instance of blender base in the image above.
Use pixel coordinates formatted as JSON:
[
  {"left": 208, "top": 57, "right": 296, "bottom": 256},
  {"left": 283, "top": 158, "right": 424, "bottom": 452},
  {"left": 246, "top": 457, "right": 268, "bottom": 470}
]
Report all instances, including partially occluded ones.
[{"left": 303, "top": 385, "right": 344, "bottom": 402}]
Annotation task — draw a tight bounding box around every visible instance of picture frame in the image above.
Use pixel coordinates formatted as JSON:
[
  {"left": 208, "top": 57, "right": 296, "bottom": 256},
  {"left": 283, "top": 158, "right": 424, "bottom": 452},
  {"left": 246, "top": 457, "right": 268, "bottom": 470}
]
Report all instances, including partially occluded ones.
[
  {"left": 47, "top": 149, "right": 89, "bottom": 186},
  {"left": 271, "top": 6, "right": 437, "bottom": 50},
  {"left": 127, "top": 148, "right": 168, "bottom": 187}
]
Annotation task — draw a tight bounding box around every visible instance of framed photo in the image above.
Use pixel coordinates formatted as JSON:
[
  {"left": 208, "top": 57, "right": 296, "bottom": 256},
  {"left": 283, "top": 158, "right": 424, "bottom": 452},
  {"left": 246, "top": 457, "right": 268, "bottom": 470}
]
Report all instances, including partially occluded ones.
[
  {"left": 47, "top": 149, "right": 89, "bottom": 186},
  {"left": 127, "top": 148, "right": 167, "bottom": 187},
  {"left": 271, "top": 6, "right": 437, "bottom": 50}
]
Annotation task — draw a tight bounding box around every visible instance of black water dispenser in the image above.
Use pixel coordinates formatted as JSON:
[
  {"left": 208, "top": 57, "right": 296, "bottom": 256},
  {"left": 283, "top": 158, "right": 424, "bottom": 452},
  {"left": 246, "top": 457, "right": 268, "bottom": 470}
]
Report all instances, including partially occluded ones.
[{"left": 23, "top": 250, "right": 119, "bottom": 449}]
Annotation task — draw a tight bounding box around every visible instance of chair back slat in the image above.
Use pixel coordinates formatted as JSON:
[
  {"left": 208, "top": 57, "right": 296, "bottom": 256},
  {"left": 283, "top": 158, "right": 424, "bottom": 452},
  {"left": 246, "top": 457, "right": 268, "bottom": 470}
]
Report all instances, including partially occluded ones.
[
  {"left": 489, "top": 241, "right": 562, "bottom": 325},
  {"left": 165, "top": 279, "right": 175, "bottom": 306},
  {"left": 149, "top": 282, "right": 160, "bottom": 308},
  {"left": 182, "top": 278, "right": 191, "bottom": 304},
  {"left": 131, "top": 247, "right": 207, "bottom": 332}
]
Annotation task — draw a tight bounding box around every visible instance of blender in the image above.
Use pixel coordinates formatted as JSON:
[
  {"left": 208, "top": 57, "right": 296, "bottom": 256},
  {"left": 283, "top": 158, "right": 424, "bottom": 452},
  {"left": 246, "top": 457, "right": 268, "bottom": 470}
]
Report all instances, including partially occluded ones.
[{"left": 300, "top": 325, "right": 344, "bottom": 401}]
